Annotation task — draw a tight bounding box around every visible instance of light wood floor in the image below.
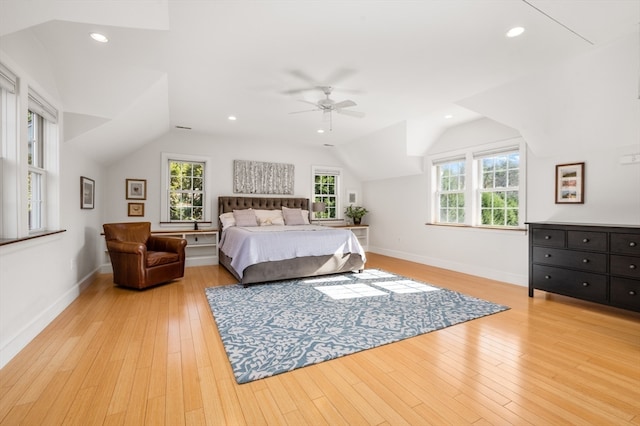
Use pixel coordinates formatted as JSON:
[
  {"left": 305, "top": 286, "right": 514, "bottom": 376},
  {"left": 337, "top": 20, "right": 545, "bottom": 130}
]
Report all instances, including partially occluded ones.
[{"left": 1, "top": 253, "right": 639, "bottom": 425}]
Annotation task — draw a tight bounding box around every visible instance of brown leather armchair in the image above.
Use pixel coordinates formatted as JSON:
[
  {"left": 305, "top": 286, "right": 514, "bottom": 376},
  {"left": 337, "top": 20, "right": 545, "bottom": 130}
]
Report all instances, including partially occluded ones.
[{"left": 103, "top": 222, "right": 187, "bottom": 289}]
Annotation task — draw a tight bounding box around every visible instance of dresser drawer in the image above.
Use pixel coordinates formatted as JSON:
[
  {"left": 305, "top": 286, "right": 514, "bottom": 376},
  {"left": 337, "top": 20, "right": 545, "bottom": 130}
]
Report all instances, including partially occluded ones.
[
  {"left": 532, "top": 265, "right": 607, "bottom": 303},
  {"left": 611, "top": 233, "right": 640, "bottom": 255},
  {"left": 567, "top": 231, "right": 607, "bottom": 252},
  {"left": 610, "top": 255, "right": 640, "bottom": 279},
  {"left": 610, "top": 277, "right": 640, "bottom": 311},
  {"left": 532, "top": 247, "right": 607, "bottom": 273},
  {"left": 532, "top": 228, "right": 565, "bottom": 247},
  {"left": 185, "top": 233, "right": 217, "bottom": 246}
]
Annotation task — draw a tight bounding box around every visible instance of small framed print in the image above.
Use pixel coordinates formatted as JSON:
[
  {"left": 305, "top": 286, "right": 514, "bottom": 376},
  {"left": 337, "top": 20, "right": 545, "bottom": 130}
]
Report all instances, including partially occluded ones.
[
  {"left": 555, "top": 162, "right": 584, "bottom": 204},
  {"left": 347, "top": 190, "right": 358, "bottom": 205},
  {"left": 128, "top": 202, "right": 145, "bottom": 217},
  {"left": 80, "top": 176, "right": 95, "bottom": 209},
  {"left": 126, "top": 178, "right": 147, "bottom": 200}
]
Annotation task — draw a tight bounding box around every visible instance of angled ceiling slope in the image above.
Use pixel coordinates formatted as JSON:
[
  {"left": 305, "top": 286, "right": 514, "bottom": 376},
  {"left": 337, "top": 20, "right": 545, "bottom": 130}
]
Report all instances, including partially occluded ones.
[{"left": 0, "top": 0, "right": 638, "bottom": 167}]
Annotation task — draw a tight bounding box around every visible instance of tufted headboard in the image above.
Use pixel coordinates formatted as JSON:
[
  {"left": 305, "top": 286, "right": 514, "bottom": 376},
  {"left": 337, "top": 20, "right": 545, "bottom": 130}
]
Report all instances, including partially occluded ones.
[{"left": 218, "top": 196, "right": 309, "bottom": 230}]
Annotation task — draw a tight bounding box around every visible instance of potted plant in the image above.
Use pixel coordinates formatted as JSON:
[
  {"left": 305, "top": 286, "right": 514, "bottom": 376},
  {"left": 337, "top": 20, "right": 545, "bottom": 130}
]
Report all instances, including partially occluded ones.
[{"left": 344, "top": 205, "right": 369, "bottom": 225}]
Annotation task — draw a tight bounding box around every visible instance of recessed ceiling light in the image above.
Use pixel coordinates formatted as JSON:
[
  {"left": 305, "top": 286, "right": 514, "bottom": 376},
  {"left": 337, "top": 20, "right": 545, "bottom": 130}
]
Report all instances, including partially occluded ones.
[
  {"left": 317, "top": 129, "right": 325, "bottom": 134},
  {"left": 444, "top": 114, "right": 453, "bottom": 119},
  {"left": 506, "top": 27, "right": 525, "bottom": 38},
  {"left": 90, "top": 32, "right": 109, "bottom": 43},
  {"left": 228, "top": 116, "right": 237, "bottom": 121}
]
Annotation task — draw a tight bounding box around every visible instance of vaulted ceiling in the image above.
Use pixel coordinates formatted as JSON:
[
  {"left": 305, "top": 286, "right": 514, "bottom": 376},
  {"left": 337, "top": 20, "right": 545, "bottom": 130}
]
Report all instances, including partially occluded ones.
[{"left": 1, "top": 0, "right": 638, "bottom": 170}]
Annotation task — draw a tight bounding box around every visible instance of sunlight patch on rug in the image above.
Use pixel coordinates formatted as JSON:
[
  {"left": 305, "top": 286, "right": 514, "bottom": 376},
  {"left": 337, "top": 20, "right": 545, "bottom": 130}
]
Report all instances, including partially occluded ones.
[
  {"left": 315, "top": 283, "right": 388, "bottom": 299},
  {"left": 205, "top": 269, "right": 509, "bottom": 384}
]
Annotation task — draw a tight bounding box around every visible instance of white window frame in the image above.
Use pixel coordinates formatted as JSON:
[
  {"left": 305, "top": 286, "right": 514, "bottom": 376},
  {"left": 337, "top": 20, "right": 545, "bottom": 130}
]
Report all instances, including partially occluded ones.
[
  {"left": 0, "top": 63, "right": 60, "bottom": 240},
  {"left": 0, "top": 63, "right": 18, "bottom": 238},
  {"left": 429, "top": 139, "right": 527, "bottom": 229},
  {"left": 27, "top": 110, "right": 45, "bottom": 232},
  {"left": 434, "top": 157, "right": 466, "bottom": 225},
  {"left": 160, "top": 152, "right": 212, "bottom": 225},
  {"left": 311, "top": 165, "right": 342, "bottom": 220}
]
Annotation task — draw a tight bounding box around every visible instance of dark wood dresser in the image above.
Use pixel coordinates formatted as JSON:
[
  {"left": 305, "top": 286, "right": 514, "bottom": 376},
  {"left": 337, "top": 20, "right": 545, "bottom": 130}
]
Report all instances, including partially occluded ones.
[{"left": 527, "top": 222, "right": 640, "bottom": 312}]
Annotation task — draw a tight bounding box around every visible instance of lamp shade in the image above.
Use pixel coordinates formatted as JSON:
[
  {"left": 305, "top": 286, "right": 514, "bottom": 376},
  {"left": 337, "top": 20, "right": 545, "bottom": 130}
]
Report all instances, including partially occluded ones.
[{"left": 312, "top": 202, "right": 326, "bottom": 212}]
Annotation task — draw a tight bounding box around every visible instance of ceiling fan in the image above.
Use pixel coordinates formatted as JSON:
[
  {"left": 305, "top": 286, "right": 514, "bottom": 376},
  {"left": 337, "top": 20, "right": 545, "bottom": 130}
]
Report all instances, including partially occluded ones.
[{"left": 289, "top": 86, "right": 365, "bottom": 131}]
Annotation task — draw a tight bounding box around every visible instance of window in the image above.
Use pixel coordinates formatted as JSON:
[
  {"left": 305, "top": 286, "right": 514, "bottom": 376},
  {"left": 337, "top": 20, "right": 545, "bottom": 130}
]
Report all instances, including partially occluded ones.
[
  {"left": 28, "top": 110, "right": 45, "bottom": 230},
  {"left": 435, "top": 159, "right": 465, "bottom": 224},
  {"left": 0, "top": 63, "right": 59, "bottom": 240},
  {"left": 430, "top": 141, "right": 525, "bottom": 229},
  {"left": 478, "top": 152, "right": 520, "bottom": 227},
  {"left": 27, "top": 89, "right": 58, "bottom": 233},
  {"left": 0, "top": 63, "right": 18, "bottom": 238},
  {"left": 169, "top": 159, "right": 204, "bottom": 221},
  {"left": 161, "top": 153, "right": 211, "bottom": 224},
  {"left": 312, "top": 166, "right": 341, "bottom": 220}
]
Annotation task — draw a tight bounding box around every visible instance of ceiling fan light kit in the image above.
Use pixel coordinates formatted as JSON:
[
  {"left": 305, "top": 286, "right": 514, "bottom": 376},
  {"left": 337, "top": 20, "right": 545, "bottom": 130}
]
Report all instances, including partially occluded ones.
[{"left": 288, "top": 85, "right": 365, "bottom": 131}]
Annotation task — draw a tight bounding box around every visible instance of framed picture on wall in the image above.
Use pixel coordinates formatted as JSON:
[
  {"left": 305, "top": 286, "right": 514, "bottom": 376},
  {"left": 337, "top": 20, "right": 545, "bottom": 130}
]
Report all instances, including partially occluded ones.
[
  {"left": 347, "top": 190, "right": 358, "bottom": 205},
  {"left": 555, "top": 162, "right": 584, "bottom": 204},
  {"left": 126, "top": 178, "right": 147, "bottom": 200},
  {"left": 128, "top": 202, "right": 145, "bottom": 217},
  {"left": 80, "top": 176, "right": 95, "bottom": 209}
]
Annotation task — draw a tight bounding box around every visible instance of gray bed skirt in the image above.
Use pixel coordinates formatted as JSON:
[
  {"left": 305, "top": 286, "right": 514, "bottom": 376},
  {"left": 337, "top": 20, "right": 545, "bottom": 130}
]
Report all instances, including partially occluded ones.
[{"left": 219, "top": 250, "right": 365, "bottom": 287}]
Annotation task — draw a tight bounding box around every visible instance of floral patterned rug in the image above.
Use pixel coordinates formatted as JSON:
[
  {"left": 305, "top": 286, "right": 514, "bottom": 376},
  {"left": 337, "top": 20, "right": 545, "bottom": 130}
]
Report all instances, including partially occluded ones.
[{"left": 205, "top": 269, "right": 509, "bottom": 384}]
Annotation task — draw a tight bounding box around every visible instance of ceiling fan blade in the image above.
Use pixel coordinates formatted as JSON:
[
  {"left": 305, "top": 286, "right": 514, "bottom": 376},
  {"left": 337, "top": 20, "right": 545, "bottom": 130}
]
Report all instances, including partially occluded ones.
[
  {"left": 282, "top": 86, "right": 320, "bottom": 95},
  {"left": 324, "top": 68, "right": 356, "bottom": 85},
  {"left": 288, "top": 70, "right": 318, "bottom": 86},
  {"left": 289, "top": 108, "right": 320, "bottom": 115},
  {"left": 333, "top": 100, "right": 357, "bottom": 109},
  {"left": 336, "top": 109, "right": 366, "bottom": 118},
  {"left": 298, "top": 99, "right": 320, "bottom": 107}
]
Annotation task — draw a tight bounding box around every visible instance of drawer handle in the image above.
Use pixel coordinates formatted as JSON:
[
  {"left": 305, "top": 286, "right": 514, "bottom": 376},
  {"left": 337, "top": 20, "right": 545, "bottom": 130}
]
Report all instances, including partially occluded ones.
[
  {"left": 544, "top": 275, "right": 551, "bottom": 280},
  {"left": 582, "top": 282, "right": 589, "bottom": 287},
  {"left": 630, "top": 242, "right": 637, "bottom": 247},
  {"left": 583, "top": 238, "right": 589, "bottom": 243},
  {"left": 544, "top": 254, "right": 551, "bottom": 258},
  {"left": 630, "top": 291, "right": 637, "bottom": 296},
  {"left": 544, "top": 235, "right": 551, "bottom": 240},
  {"left": 630, "top": 264, "right": 637, "bottom": 270},
  {"left": 582, "top": 259, "right": 589, "bottom": 263}
]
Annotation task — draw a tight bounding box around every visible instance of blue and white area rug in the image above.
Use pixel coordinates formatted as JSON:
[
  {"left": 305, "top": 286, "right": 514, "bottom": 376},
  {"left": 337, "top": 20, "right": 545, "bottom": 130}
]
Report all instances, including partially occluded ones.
[{"left": 205, "top": 269, "right": 509, "bottom": 384}]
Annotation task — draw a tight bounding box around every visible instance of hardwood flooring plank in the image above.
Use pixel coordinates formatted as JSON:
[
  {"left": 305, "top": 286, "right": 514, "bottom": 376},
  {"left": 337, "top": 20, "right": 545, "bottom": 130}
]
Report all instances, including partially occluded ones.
[
  {"left": 197, "top": 366, "right": 228, "bottom": 426},
  {"left": 166, "top": 351, "right": 186, "bottom": 426}
]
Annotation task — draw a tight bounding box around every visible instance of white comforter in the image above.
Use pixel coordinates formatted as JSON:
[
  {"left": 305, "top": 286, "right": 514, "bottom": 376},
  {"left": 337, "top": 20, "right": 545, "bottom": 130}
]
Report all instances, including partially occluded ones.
[{"left": 219, "top": 225, "right": 366, "bottom": 278}]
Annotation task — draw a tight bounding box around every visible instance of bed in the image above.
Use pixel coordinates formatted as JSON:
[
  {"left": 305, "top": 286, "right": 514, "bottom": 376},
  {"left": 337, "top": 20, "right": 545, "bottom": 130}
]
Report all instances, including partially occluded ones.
[{"left": 218, "top": 196, "right": 366, "bottom": 286}]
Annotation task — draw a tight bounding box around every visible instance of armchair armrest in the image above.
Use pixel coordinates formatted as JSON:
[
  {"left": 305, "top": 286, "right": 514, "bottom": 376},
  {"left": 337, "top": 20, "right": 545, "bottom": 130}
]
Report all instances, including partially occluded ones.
[
  {"left": 148, "top": 236, "right": 187, "bottom": 256},
  {"left": 106, "top": 240, "right": 146, "bottom": 255}
]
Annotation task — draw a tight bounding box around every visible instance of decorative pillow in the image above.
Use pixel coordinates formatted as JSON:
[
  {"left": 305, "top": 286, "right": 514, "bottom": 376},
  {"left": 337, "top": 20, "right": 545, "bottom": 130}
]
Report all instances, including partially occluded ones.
[
  {"left": 233, "top": 209, "right": 258, "bottom": 227},
  {"left": 301, "top": 209, "right": 311, "bottom": 225},
  {"left": 282, "top": 207, "right": 306, "bottom": 226},
  {"left": 219, "top": 212, "right": 236, "bottom": 230},
  {"left": 254, "top": 209, "right": 285, "bottom": 226}
]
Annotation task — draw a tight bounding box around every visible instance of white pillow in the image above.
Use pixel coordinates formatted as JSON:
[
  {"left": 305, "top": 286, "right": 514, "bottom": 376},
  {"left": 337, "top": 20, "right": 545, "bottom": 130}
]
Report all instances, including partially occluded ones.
[
  {"left": 301, "top": 209, "right": 311, "bottom": 225},
  {"left": 254, "top": 209, "right": 285, "bottom": 226},
  {"left": 282, "top": 207, "right": 307, "bottom": 226},
  {"left": 233, "top": 209, "right": 258, "bottom": 227},
  {"left": 219, "top": 212, "right": 236, "bottom": 230}
]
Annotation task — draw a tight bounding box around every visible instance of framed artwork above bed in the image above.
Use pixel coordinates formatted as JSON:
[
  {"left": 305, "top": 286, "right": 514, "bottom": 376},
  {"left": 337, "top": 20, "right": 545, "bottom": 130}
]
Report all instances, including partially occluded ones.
[{"left": 233, "top": 160, "right": 294, "bottom": 194}]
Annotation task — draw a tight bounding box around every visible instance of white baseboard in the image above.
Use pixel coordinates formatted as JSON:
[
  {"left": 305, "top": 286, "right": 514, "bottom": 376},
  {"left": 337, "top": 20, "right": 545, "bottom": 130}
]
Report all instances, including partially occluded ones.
[
  {"left": 368, "top": 246, "right": 527, "bottom": 287},
  {"left": 0, "top": 268, "right": 99, "bottom": 369}
]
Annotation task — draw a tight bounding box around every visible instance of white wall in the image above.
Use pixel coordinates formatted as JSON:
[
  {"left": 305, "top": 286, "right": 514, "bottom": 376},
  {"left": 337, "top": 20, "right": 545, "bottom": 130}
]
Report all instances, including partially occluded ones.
[
  {"left": 0, "top": 54, "right": 105, "bottom": 368},
  {"left": 102, "top": 130, "right": 362, "bottom": 226},
  {"left": 364, "top": 118, "right": 640, "bottom": 287}
]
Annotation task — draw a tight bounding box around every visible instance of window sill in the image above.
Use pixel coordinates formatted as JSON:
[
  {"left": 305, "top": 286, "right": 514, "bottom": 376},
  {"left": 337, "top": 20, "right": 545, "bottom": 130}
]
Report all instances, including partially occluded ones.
[
  {"left": 424, "top": 223, "right": 526, "bottom": 233},
  {"left": 0, "top": 229, "right": 67, "bottom": 247}
]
